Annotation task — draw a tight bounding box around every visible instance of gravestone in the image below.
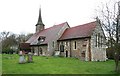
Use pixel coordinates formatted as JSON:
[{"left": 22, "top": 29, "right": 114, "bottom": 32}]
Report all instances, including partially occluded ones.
[
  {"left": 19, "top": 43, "right": 33, "bottom": 63},
  {"left": 19, "top": 51, "right": 26, "bottom": 64},
  {"left": 27, "top": 52, "right": 33, "bottom": 63}
]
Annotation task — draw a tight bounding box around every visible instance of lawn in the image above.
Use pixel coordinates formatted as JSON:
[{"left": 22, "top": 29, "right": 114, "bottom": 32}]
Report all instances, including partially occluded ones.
[
  {"left": 0, "top": 54, "right": 2, "bottom": 75},
  {"left": 2, "top": 54, "right": 118, "bottom": 74}
]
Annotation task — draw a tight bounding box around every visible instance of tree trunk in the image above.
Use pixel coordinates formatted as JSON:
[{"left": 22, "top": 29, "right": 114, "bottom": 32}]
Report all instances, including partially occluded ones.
[
  {"left": 114, "top": 51, "right": 120, "bottom": 72},
  {"left": 115, "top": 59, "right": 119, "bottom": 72},
  {"left": 115, "top": 62, "right": 120, "bottom": 73}
]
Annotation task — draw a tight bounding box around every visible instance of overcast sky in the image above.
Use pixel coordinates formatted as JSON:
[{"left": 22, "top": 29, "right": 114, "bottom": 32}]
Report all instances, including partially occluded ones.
[{"left": 0, "top": 0, "right": 115, "bottom": 34}]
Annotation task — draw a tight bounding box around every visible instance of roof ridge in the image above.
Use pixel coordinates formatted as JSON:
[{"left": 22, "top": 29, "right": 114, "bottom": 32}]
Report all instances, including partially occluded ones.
[
  {"left": 71, "top": 21, "right": 96, "bottom": 28},
  {"left": 54, "top": 22, "right": 67, "bottom": 26},
  {"left": 40, "top": 22, "right": 67, "bottom": 31}
]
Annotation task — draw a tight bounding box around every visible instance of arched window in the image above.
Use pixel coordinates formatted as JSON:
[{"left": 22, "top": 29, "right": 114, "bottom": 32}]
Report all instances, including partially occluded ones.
[
  {"left": 60, "top": 44, "right": 64, "bottom": 52},
  {"left": 95, "top": 34, "right": 98, "bottom": 47},
  {"left": 100, "top": 35, "right": 103, "bottom": 47},
  {"left": 98, "top": 33, "right": 100, "bottom": 47},
  {"left": 73, "top": 41, "right": 77, "bottom": 50},
  {"left": 52, "top": 41, "right": 54, "bottom": 48}
]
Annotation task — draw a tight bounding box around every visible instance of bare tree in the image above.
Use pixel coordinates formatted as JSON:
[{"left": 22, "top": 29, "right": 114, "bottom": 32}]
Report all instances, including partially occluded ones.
[
  {"left": 96, "top": 0, "right": 120, "bottom": 72},
  {"left": 0, "top": 31, "right": 10, "bottom": 40},
  {"left": 0, "top": 31, "right": 33, "bottom": 54},
  {"left": 26, "top": 33, "right": 33, "bottom": 41}
]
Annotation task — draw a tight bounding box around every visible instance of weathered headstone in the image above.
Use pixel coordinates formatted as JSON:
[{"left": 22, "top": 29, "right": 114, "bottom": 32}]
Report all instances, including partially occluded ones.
[
  {"left": 19, "top": 43, "right": 32, "bottom": 63},
  {"left": 19, "top": 51, "right": 26, "bottom": 64},
  {"left": 27, "top": 52, "right": 33, "bottom": 63}
]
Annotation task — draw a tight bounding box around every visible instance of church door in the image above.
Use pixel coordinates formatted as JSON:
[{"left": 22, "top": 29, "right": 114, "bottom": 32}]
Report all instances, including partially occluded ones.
[{"left": 66, "top": 51, "right": 68, "bottom": 57}]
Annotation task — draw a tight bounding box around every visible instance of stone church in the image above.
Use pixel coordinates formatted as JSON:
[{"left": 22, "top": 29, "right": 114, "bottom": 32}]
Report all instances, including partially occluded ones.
[{"left": 26, "top": 8, "right": 107, "bottom": 61}]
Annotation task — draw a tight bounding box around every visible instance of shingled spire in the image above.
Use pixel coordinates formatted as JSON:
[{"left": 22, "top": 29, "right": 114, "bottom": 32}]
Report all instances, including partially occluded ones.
[{"left": 36, "top": 7, "right": 45, "bottom": 32}]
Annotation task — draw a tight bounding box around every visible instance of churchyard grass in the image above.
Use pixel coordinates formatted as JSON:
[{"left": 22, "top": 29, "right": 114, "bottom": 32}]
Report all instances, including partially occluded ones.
[
  {"left": 2, "top": 54, "right": 117, "bottom": 74},
  {"left": 0, "top": 54, "right": 2, "bottom": 75}
]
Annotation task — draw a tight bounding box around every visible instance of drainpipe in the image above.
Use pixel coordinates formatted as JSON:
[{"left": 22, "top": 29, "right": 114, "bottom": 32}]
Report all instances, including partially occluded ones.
[
  {"left": 88, "top": 38, "right": 91, "bottom": 61},
  {"left": 38, "top": 46, "right": 39, "bottom": 56},
  {"left": 70, "top": 40, "right": 72, "bottom": 57}
]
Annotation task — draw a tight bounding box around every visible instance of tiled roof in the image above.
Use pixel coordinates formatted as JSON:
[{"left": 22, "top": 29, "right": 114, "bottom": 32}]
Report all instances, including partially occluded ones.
[
  {"left": 59, "top": 21, "right": 96, "bottom": 40},
  {"left": 26, "top": 22, "right": 68, "bottom": 45}
]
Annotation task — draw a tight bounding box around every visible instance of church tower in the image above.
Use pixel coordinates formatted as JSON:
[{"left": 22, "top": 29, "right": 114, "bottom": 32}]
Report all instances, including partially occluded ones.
[{"left": 35, "top": 8, "right": 45, "bottom": 32}]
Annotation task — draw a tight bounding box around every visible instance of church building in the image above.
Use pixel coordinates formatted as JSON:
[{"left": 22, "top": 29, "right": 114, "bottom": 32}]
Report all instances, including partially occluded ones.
[{"left": 26, "top": 8, "right": 107, "bottom": 61}]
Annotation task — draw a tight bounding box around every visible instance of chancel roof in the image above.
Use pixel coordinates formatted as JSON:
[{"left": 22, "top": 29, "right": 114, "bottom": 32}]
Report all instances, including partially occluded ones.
[{"left": 59, "top": 21, "right": 96, "bottom": 40}]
